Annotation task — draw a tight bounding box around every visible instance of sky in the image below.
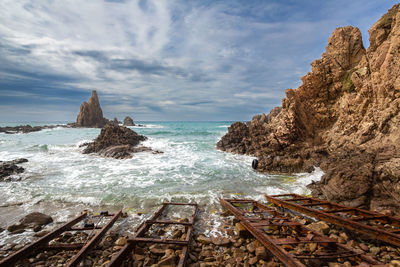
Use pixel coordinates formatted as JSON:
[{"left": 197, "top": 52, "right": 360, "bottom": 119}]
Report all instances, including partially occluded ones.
[{"left": 0, "top": 0, "right": 398, "bottom": 122}]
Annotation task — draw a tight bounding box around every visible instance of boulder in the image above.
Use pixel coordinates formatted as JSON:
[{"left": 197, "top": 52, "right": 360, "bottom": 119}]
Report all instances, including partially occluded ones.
[
  {"left": 0, "top": 158, "right": 28, "bottom": 180},
  {"left": 123, "top": 116, "right": 135, "bottom": 126},
  {"left": 217, "top": 4, "right": 400, "bottom": 214},
  {"left": 76, "top": 90, "right": 108, "bottom": 128},
  {"left": 20, "top": 212, "right": 53, "bottom": 227}
]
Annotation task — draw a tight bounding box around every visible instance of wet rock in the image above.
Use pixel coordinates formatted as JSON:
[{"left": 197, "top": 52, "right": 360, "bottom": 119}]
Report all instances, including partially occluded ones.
[
  {"left": 81, "top": 124, "right": 158, "bottom": 159},
  {"left": 123, "top": 116, "right": 135, "bottom": 126},
  {"left": 7, "top": 223, "right": 26, "bottom": 233},
  {"left": 211, "top": 237, "right": 231, "bottom": 246},
  {"left": 0, "top": 158, "right": 28, "bottom": 180},
  {"left": 10, "top": 228, "right": 25, "bottom": 235},
  {"left": 20, "top": 212, "right": 53, "bottom": 227}
]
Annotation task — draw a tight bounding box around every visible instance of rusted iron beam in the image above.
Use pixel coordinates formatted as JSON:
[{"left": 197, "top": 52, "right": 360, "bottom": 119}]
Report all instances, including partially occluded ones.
[
  {"left": 221, "top": 198, "right": 381, "bottom": 266},
  {"left": 0, "top": 213, "right": 87, "bottom": 267},
  {"left": 107, "top": 203, "right": 197, "bottom": 267},
  {"left": 265, "top": 194, "right": 400, "bottom": 247},
  {"left": 324, "top": 208, "right": 357, "bottom": 213},
  {"left": 66, "top": 210, "right": 122, "bottom": 267},
  {"left": 285, "top": 197, "right": 316, "bottom": 202},
  {"left": 299, "top": 202, "right": 331, "bottom": 207},
  {"left": 351, "top": 215, "right": 389, "bottom": 221},
  {"left": 220, "top": 198, "right": 305, "bottom": 267},
  {"left": 70, "top": 226, "right": 103, "bottom": 231},
  {"left": 272, "top": 236, "right": 336, "bottom": 245},
  {"left": 250, "top": 221, "right": 302, "bottom": 227}
]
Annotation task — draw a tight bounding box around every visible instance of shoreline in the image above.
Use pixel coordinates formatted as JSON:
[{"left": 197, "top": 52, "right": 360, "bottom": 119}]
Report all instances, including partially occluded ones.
[{"left": 1, "top": 201, "right": 399, "bottom": 266}]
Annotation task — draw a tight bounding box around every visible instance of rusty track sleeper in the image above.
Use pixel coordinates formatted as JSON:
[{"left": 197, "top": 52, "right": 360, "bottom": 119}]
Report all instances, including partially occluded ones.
[{"left": 265, "top": 193, "right": 400, "bottom": 247}]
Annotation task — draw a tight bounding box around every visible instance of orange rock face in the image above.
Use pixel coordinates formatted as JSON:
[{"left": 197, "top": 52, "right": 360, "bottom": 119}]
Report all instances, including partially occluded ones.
[
  {"left": 217, "top": 4, "right": 400, "bottom": 214},
  {"left": 76, "top": 90, "right": 108, "bottom": 128}
]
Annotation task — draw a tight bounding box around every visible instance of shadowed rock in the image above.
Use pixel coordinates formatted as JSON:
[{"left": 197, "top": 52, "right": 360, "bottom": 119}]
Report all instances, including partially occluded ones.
[
  {"left": 81, "top": 124, "right": 161, "bottom": 159},
  {"left": 0, "top": 158, "right": 28, "bottom": 180},
  {"left": 123, "top": 116, "right": 135, "bottom": 126},
  {"left": 76, "top": 90, "right": 108, "bottom": 128}
]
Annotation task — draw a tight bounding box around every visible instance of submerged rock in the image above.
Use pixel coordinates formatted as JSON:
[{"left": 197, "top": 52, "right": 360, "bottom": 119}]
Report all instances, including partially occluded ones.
[
  {"left": 123, "top": 116, "right": 135, "bottom": 126},
  {"left": 0, "top": 158, "right": 28, "bottom": 180},
  {"left": 81, "top": 124, "right": 161, "bottom": 159},
  {"left": 217, "top": 4, "right": 400, "bottom": 214},
  {"left": 76, "top": 90, "right": 108, "bottom": 128},
  {"left": 0, "top": 124, "right": 68, "bottom": 134}
]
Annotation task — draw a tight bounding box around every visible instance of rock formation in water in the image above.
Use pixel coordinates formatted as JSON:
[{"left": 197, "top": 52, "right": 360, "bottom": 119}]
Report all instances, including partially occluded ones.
[
  {"left": 0, "top": 158, "right": 28, "bottom": 181},
  {"left": 81, "top": 124, "right": 161, "bottom": 159},
  {"left": 123, "top": 116, "right": 135, "bottom": 126},
  {"left": 0, "top": 124, "right": 71, "bottom": 134},
  {"left": 76, "top": 90, "right": 108, "bottom": 128},
  {"left": 217, "top": 4, "right": 400, "bottom": 214}
]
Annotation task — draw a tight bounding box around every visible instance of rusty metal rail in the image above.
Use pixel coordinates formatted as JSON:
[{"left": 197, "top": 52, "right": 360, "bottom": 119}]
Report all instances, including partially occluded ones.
[
  {"left": 265, "top": 193, "right": 400, "bottom": 247},
  {"left": 108, "top": 202, "right": 197, "bottom": 267},
  {"left": 0, "top": 210, "right": 122, "bottom": 267},
  {"left": 220, "top": 198, "right": 381, "bottom": 267}
]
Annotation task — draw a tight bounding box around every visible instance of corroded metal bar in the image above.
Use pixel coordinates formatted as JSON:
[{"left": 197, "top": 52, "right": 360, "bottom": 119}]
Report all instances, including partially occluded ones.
[
  {"left": 66, "top": 210, "right": 122, "bottom": 267},
  {"left": 221, "top": 198, "right": 381, "bottom": 266},
  {"left": 129, "top": 237, "right": 188, "bottom": 245},
  {"left": 70, "top": 226, "right": 103, "bottom": 231},
  {"left": 107, "top": 202, "right": 197, "bottom": 267},
  {"left": 220, "top": 198, "right": 305, "bottom": 267},
  {"left": 265, "top": 193, "right": 400, "bottom": 247},
  {"left": 0, "top": 213, "right": 87, "bottom": 267}
]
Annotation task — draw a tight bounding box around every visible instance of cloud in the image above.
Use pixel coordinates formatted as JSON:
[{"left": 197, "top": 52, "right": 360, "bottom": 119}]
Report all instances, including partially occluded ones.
[{"left": 0, "top": 0, "right": 398, "bottom": 122}]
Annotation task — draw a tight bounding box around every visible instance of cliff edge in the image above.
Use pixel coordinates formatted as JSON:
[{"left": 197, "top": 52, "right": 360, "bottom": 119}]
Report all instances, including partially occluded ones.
[{"left": 217, "top": 5, "right": 400, "bottom": 214}]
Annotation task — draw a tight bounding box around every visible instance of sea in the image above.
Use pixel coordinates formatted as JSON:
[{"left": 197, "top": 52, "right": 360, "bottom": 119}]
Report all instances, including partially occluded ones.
[{"left": 0, "top": 121, "right": 323, "bottom": 244}]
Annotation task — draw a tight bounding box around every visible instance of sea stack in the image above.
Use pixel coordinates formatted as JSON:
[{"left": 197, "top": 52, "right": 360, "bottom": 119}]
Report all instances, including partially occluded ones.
[
  {"left": 217, "top": 4, "right": 400, "bottom": 214},
  {"left": 123, "top": 116, "right": 135, "bottom": 126},
  {"left": 76, "top": 90, "right": 108, "bottom": 128}
]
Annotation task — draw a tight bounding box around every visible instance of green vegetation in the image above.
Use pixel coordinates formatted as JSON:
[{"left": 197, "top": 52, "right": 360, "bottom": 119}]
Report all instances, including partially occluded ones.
[{"left": 342, "top": 68, "right": 357, "bottom": 93}]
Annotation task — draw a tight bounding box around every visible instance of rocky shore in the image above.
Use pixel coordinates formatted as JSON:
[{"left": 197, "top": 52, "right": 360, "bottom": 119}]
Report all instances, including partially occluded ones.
[
  {"left": 1, "top": 207, "right": 399, "bottom": 266},
  {"left": 217, "top": 4, "right": 400, "bottom": 214}
]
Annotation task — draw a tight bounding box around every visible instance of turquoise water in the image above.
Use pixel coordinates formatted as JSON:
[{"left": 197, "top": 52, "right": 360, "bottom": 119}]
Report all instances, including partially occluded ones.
[{"left": 0, "top": 122, "right": 322, "bottom": 226}]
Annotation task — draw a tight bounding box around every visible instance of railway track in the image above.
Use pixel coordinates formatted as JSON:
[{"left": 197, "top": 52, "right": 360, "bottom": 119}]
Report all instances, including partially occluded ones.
[
  {"left": 0, "top": 210, "right": 122, "bottom": 267},
  {"left": 220, "top": 198, "right": 382, "bottom": 267},
  {"left": 265, "top": 193, "right": 400, "bottom": 248}
]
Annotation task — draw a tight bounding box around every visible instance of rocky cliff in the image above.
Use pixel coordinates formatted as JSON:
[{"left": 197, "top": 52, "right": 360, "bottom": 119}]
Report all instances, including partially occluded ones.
[
  {"left": 76, "top": 90, "right": 108, "bottom": 128},
  {"left": 217, "top": 5, "right": 400, "bottom": 214}
]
